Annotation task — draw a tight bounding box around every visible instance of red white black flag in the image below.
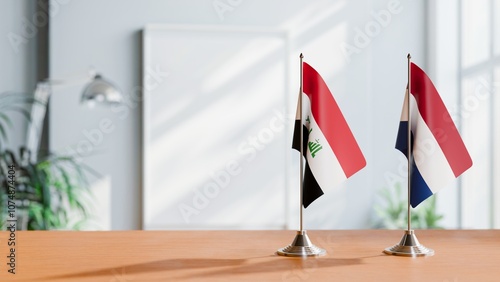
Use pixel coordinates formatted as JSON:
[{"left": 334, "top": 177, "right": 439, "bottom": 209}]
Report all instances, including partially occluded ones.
[{"left": 293, "top": 62, "right": 366, "bottom": 208}]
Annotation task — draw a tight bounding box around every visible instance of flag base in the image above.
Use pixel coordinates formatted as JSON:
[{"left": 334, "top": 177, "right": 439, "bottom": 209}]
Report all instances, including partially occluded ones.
[
  {"left": 277, "top": 230, "right": 326, "bottom": 257},
  {"left": 383, "top": 230, "right": 434, "bottom": 257}
]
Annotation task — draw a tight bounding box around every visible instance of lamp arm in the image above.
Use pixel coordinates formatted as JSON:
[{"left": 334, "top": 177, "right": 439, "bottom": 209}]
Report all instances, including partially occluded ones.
[
  {"left": 25, "top": 68, "right": 96, "bottom": 161},
  {"left": 25, "top": 82, "right": 51, "bottom": 162},
  {"left": 43, "top": 68, "right": 96, "bottom": 89}
]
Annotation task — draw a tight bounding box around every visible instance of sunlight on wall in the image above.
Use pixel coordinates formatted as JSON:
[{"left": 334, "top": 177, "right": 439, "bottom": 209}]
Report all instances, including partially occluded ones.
[{"left": 202, "top": 35, "right": 286, "bottom": 93}]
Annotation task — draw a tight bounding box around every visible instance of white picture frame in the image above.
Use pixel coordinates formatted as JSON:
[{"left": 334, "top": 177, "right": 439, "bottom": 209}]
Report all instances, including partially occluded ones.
[{"left": 142, "top": 24, "right": 292, "bottom": 230}]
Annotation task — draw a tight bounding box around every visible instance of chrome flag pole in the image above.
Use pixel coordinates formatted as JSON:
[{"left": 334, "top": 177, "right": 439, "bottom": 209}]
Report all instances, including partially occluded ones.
[
  {"left": 300, "top": 52, "right": 304, "bottom": 233},
  {"left": 277, "top": 53, "right": 326, "bottom": 257},
  {"left": 384, "top": 54, "right": 434, "bottom": 257}
]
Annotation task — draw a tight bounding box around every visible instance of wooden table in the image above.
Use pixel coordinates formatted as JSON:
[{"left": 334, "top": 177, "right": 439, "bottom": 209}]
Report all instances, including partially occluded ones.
[{"left": 0, "top": 230, "right": 499, "bottom": 281}]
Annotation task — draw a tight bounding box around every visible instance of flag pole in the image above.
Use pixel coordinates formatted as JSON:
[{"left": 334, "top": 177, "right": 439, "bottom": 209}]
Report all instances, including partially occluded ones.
[
  {"left": 277, "top": 53, "right": 325, "bottom": 257},
  {"left": 383, "top": 53, "right": 434, "bottom": 257},
  {"left": 406, "top": 53, "right": 412, "bottom": 232},
  {"left": 299, "top": 53, "right": 304, "bottom": 232}
]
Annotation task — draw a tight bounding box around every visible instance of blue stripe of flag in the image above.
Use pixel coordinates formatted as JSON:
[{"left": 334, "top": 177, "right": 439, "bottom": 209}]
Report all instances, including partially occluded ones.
[
  {"left": 396, "top": 121, "right": 434, "bottom": 208},
  {"left": 410, "top": 158, "right": 434, "bottom": 208}
]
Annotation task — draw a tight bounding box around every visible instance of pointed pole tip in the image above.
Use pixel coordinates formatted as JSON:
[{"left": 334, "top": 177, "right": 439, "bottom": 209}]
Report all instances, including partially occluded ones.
[
  {"left": 300, "top": 53, "right": 303, "bottom": 58},
  {"left": 407, "top": 53, "right": 411, "bottom": 59}
]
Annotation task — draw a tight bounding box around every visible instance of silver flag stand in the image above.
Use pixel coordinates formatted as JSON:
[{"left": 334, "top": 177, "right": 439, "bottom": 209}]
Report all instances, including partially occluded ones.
[
  {"left": 384, "top": 230, "right": 434, "bottom": 257},
  {"left": 277, "top": 230, "right": 326, "bottom": 257},
  {"left": 277, "top": 53, "right": 326, "bottom": 257},
  {"left": 383, "top": 54, "right": 434, "bottom": 257}
]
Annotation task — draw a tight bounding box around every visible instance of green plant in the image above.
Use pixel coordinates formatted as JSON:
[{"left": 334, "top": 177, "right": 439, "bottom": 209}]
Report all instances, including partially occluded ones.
[
  {"left": 0, "top": 148, "right": 94, "bottom": 230},
  {"left": 0, "top": 92, "right": 95, "bottom": 230},
  {"left": 373, "top": 182, "right": 444, "bottom": 229}
]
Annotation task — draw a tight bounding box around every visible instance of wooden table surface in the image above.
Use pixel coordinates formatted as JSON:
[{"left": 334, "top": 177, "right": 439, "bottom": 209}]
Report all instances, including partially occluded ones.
[{"left": 0, "top": 230, "right": 499, "bottom": 281}]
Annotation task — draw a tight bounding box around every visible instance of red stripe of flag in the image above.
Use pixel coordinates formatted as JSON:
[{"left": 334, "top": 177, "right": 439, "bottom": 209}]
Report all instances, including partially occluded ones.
[
  {"left": 410, "top": 62, "right": 473, "bottom": 177},
  {"left": 302, "top": 62, "right": 366, "bottom": 177}
]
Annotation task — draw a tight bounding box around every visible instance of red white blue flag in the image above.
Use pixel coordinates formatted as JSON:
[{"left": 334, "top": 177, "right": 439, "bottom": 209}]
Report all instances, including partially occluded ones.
[
  {"left": 293, "top": 62, "right": 366, "bottom": 208},
  {"left": 396, "top": 62, "right": 473, "bottom": 207}
]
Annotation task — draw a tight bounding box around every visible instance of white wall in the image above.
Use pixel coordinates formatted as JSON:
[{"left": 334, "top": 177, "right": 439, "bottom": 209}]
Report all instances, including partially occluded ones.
[
  {"left": 0, "top": 0, "right": 38, "bottom": 150},
  {"left": 49, "top": 0, "right": 426, "bottom": 230}
]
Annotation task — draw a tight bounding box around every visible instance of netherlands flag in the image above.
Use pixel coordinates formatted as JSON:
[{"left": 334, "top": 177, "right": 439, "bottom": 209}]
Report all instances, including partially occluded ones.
[
  {"left": 396, "top": 62, "right": 473, "bottom": 208},
  {"left": 292, "top": 62, "right": 366, "bottom": 208}
]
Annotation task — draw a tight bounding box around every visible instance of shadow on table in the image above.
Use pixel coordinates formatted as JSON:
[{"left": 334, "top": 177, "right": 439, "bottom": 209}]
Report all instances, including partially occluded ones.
[
  {"left": 180, "top": 256, "right": 370, "bottom": 280},
  {"left": 41, "top": 255, "right": 376, "bottom": 280}
]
